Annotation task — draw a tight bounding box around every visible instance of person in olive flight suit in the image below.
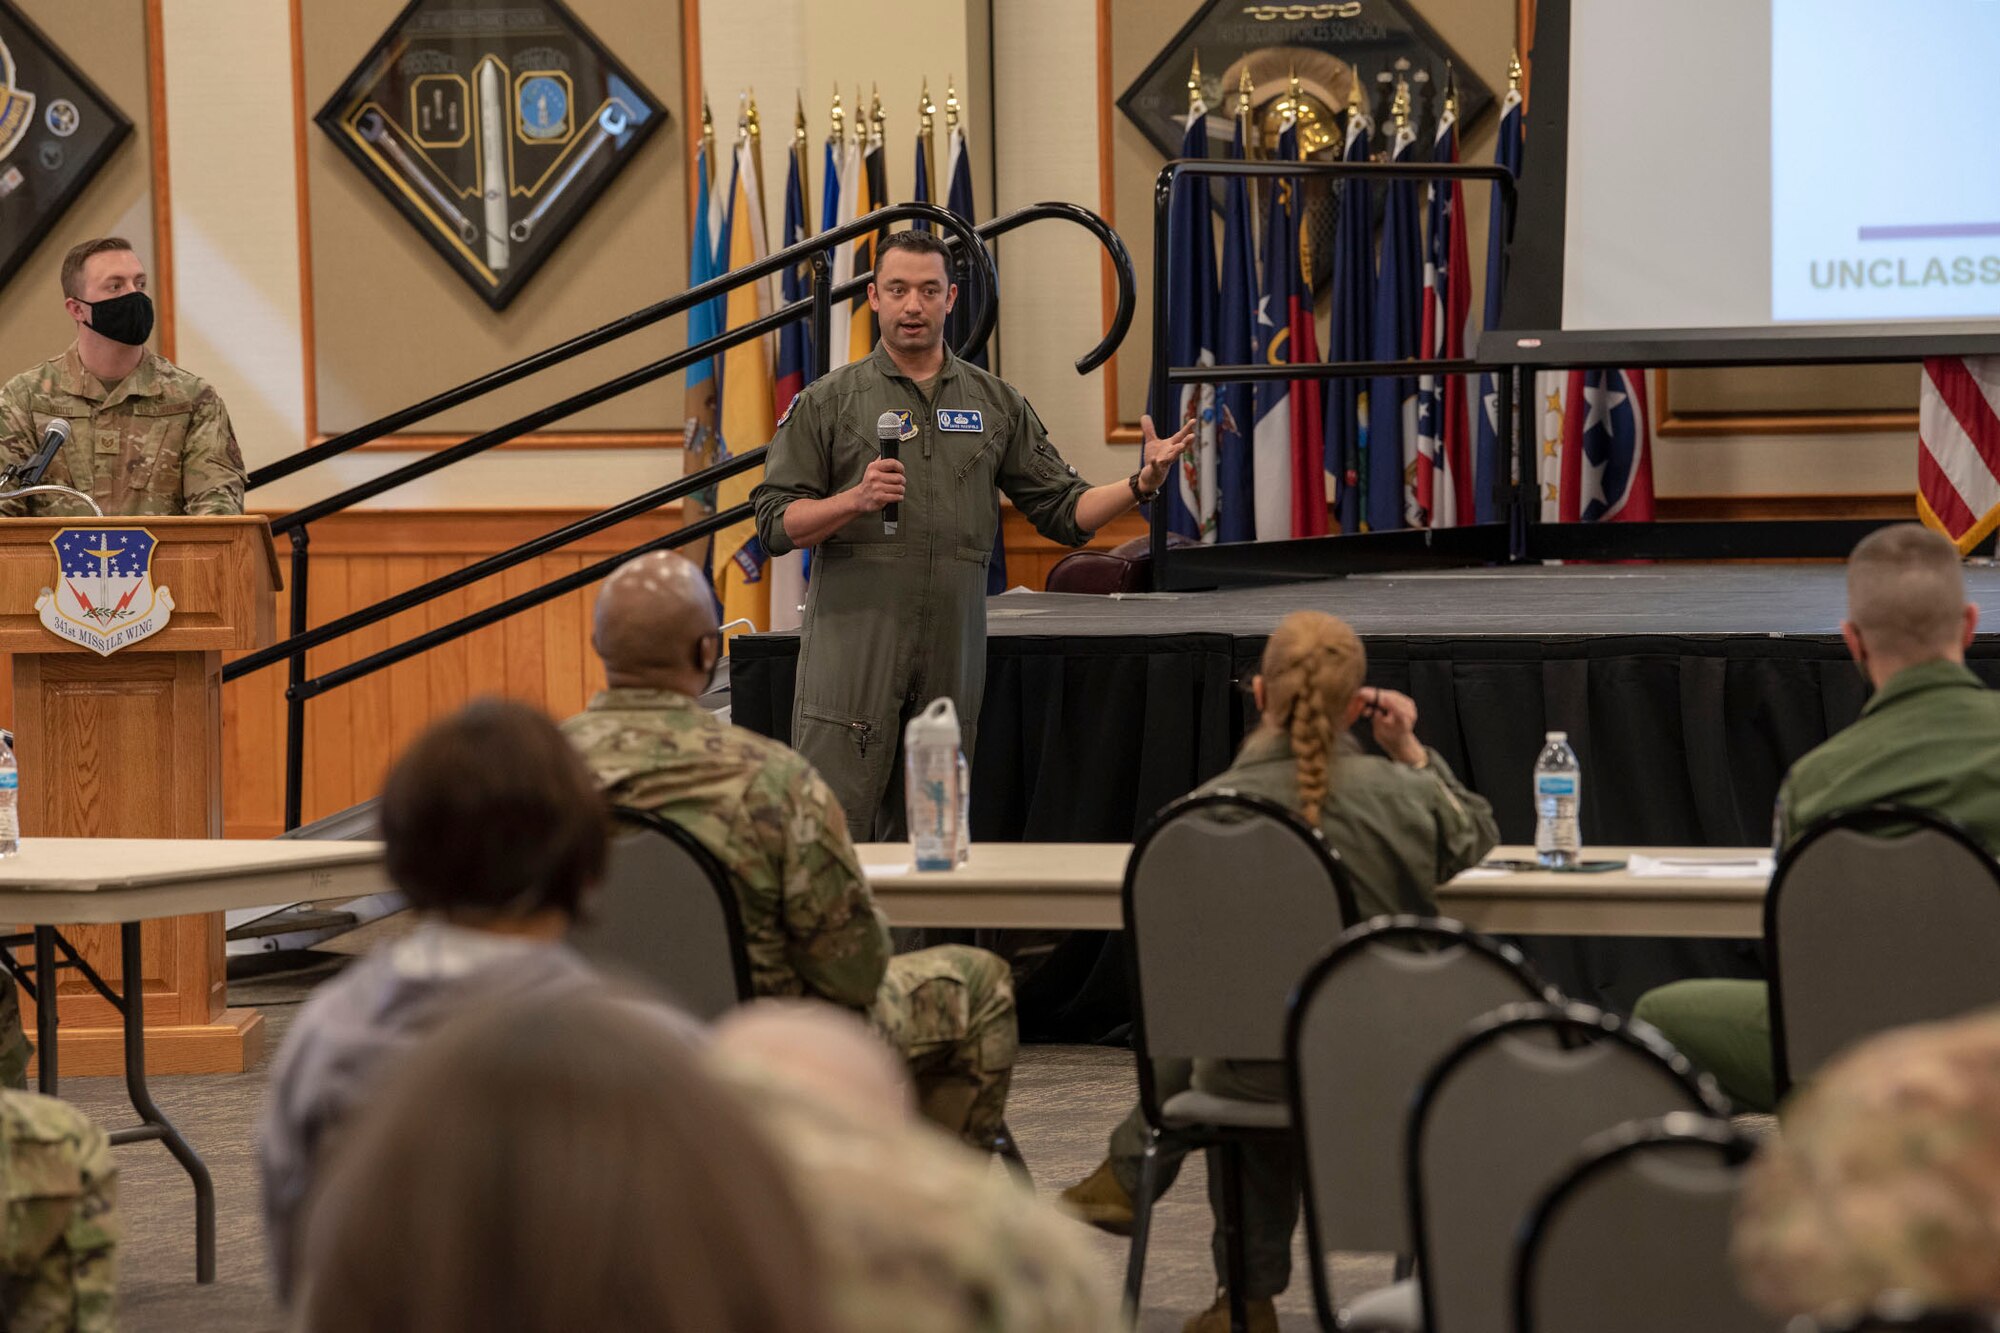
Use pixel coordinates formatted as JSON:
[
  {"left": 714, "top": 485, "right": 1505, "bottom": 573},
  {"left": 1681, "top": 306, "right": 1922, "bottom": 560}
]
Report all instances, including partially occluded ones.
[
  {"left": 0, "top": 236, "right": 245, "bottom": 518},
  {"left": 1637, "top": 523, "right": 2000, "bottom": 1113},
  {"left": 751, "top": 229, "right": 1195, "bottom": 840}
]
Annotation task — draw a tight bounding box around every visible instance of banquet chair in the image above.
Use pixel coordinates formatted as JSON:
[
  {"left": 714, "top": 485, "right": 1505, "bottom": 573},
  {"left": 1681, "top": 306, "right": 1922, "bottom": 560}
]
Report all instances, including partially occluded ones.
[
  {"left": 1121, "top": 790, "right": 1358, "bottom": 1332},
  {"left": 1511, "top": 1112, "right": 1764, "bottom": 1333},
  {"left": 568, "top": 805, "right": 752, "bottom": 1021},
  {"left": 1285, "top": 916, "right": 1555, "bottom": 1332},
  {"left": 1768, "top": 803, "right": 2000, "bottom": 1100},
  {"left": 1405, "top": 1001, "right": 1730, "bottom": 1333},
  {"left": 1809, "top": 1308, "right": 2000, "bottom": 1333}
]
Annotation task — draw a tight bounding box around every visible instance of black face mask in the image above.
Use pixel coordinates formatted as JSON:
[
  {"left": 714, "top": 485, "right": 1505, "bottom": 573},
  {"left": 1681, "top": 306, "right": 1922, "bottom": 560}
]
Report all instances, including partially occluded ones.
[{"left": 81, "top": 290, "right": 153, "bottom": 347}]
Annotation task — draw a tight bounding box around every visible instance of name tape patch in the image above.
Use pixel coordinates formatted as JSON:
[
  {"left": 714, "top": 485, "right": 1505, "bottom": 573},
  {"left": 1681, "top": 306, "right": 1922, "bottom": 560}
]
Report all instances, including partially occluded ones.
[{"left": 937, "top": 408, "right": 983, "bottom": 433}]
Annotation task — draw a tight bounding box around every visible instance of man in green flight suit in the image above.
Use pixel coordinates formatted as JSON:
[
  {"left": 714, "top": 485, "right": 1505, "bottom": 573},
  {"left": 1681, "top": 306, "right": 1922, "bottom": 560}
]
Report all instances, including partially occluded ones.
[
  {"left": 1636, "top": 523, "right": 2000, "bottom": 1111},
  {"left": 752, "top": 228, "right": 1194, "bottom": 838},
  {"left": 0, "top": 236, "right": 246, "bottom": 518},
  {"left": 563, "top": 550, "right": 1019, "bottom": 1148},
  {"left": 0, "top": 237, "right": 247, "bottom": 1088}
]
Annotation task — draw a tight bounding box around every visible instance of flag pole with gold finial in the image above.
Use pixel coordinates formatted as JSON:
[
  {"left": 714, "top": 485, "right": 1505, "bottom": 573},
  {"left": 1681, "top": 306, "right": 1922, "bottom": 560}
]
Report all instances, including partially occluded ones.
[
  {"left": 1188, "top": 50, "right": 1203, "bottom": 115},
  {"left": 1287, "top": 65, "right": 1312, "bottom": 286},
  {"left": 945, "top": 74, "right": 960, "bottom": 133},
  {"left": 918, "top": 77, "right": 937, "bottom": 209},
  {"left": 745, "top": 87, "right": 765, "bottom": 202},
  {"left": 829, "top": 82, "right": 846, "bottom": 148},
  {"left": 794, "top": 89, "right": 810, "bottom": 208},
  {"left": 870, "top": 82, "right": 885, "bottom": 148}
]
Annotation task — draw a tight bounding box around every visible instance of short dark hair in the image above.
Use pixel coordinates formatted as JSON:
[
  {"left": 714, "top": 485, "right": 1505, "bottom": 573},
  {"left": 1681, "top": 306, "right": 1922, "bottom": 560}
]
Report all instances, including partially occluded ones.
[
  {"left": 874, "top": 228, "right": 953, "bottom": 278},
  {"left": 379, "top": 699, "right": 608, "bottom": 920},
  {"left": 60, "top": 237, "right": 135, "bottom": 300}
]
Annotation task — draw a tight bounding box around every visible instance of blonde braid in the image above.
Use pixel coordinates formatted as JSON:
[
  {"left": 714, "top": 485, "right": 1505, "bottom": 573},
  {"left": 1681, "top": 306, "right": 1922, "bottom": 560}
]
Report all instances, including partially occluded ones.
[{"left": 1259, "top": 611, "right": 1367, "bottom": 827}]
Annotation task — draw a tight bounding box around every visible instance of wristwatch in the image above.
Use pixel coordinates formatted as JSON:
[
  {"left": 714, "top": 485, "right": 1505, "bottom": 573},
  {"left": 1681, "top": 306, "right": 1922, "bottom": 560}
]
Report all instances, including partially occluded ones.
[{"left": 1129, "top": 469, "right": 1160, "bottom": 503}]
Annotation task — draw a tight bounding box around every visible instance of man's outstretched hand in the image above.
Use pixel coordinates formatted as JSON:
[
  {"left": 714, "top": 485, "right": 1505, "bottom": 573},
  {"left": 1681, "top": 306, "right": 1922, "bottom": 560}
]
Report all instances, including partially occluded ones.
[{"left": 1137, "top": 413, "right": 1198, "bottom": 493}]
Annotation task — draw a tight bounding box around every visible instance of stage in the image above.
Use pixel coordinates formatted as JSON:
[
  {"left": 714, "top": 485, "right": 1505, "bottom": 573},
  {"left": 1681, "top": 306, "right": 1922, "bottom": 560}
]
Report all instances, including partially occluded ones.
[{"left": 731, "top": 563, "right": 2000, "bottom": 1035}]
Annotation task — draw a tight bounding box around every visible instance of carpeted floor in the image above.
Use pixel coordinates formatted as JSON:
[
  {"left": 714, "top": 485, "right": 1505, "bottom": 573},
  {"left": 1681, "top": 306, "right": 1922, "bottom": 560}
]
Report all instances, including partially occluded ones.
[{"left": 52, "top": 936, "right": 1384, "bottom": 1332}]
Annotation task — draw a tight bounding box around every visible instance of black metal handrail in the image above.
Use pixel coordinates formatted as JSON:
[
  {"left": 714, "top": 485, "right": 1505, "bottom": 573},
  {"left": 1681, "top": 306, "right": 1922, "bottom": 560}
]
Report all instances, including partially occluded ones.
[
  {"left": 236, "top": 198, "right": 1137, "bottom": 829},
  {"left": 1143, "top": 157, "right": 1521, "bottom": 581},
  {"left": 247, "top": 201, "right": 994, "bottom": 491}
]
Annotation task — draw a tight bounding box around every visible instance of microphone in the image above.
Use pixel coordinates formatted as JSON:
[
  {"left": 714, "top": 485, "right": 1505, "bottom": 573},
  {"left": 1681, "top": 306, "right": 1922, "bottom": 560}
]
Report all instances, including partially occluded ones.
[
  {"left": 17, "top": 419, "right": 69, "bottom": 487},
  {"left": 876, "top": 410, "right": 902, "bottom": 536}
]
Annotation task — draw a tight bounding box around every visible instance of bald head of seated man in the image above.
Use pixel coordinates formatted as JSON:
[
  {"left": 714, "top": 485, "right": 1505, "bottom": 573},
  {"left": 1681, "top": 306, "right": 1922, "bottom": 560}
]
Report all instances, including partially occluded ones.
[
  {"left": 591, "top": 549, "right": 724, "bottom": 697},
  {"left": 561, "top": 553, "right": 1021, "bottom": 1149}
]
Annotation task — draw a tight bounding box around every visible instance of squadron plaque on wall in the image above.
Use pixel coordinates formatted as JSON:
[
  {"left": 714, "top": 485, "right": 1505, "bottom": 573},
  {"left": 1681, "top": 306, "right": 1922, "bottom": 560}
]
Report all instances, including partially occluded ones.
[
  {"left": 0, "top": 2, "right": 131, "bottom": 296},
  {"left": 317, "top": 0, "right": 665, "bottom": 310}
]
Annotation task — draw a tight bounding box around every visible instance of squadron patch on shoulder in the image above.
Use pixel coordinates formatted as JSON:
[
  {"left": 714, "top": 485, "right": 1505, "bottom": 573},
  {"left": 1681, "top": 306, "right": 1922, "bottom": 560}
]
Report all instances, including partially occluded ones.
[
  {"left": 937, "top": 408, "right": 983, "bottom": 432},
  {"left": 776, "top": 391, "right": 800, "bottom": 428}
]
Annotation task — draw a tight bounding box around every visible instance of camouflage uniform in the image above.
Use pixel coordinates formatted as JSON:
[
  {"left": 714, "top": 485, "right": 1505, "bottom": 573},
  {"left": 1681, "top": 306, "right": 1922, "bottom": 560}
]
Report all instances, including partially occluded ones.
[
  {"left": 715, "top": 1055, "right": 1119, "bottom": 1333},
  {"left": 0, "top": 344, "right": 246, "bottom": 517},
  {"left": 563, "top": 687, "right": 1018, "bottom": 1143},
  {"left": 1733, "top": 1007, "right": 2000, "bottom": 1319},
  {"left": 0, "top": 1090, "right": 117, "bottom": 1332}
]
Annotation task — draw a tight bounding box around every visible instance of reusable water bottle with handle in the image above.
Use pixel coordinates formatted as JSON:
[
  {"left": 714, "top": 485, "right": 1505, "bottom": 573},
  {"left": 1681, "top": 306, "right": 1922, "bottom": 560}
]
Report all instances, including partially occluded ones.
[{"left": 905, "top": 697, "right": 963, "bottom": 871}]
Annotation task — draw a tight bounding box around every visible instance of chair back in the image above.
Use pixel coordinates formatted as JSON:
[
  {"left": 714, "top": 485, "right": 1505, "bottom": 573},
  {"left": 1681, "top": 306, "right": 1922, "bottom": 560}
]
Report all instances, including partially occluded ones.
[
  {"left": 1513, "top": 1113, "right": 1764, "bottom": 1333},
  {"left": 1769, "top": 804, "right": 2000, "bottom": 1097},
  {"left": 1124, "top": 791, "right": 1357, "bottom": 1120},
  {"left": 1289, "top": 918, "right": 1553, "bottom": 1265},
  {"left": 1409, "top": 1002, "right": 1729, "bottom": 1333},
  {"left": 1813, "top": 1311, "right": 2000, "bottom": 1333},
  {"left": 568, "top": 806, "right": 753, "bottom": 1021}
]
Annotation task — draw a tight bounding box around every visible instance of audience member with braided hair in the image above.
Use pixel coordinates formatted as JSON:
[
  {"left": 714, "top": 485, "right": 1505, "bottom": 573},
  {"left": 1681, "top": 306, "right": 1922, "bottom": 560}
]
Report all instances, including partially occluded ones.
[{"left": 1060, "top": 610, "right": 1499, "bottom": 1333}]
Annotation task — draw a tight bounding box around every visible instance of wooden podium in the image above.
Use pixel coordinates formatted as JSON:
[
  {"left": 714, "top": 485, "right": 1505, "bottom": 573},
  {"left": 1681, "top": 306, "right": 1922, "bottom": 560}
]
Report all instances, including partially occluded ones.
[{"left": 0, "top": 517, "right": 278, "bottom": 1074}]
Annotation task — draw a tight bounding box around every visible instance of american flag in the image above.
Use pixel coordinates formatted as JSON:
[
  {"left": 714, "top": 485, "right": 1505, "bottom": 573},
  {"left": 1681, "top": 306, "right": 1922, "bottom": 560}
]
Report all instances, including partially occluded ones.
[
  {"left": 1918, "top": 357, "right": 2000, "bottom": 552},
  {"left": 1415, "top": 95, "right": 1472, "bottom": 528}
]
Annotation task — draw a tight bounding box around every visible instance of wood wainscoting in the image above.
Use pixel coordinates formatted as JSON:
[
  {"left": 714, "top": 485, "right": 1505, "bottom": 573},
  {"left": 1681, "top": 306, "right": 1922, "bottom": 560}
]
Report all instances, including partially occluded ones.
[{"left": 206, "top": 507, "right": 1147, "bottom": 839}]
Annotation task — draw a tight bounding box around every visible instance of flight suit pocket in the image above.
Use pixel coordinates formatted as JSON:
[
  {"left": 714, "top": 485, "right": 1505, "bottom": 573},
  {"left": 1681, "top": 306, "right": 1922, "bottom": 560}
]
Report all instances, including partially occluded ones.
[{"left": 799, "top": 703, "right": 878, "bottom": 761}]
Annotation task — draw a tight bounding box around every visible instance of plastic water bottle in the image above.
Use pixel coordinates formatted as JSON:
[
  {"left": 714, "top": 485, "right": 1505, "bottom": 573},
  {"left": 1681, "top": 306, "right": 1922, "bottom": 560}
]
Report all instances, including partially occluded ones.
[
  {"left": 956, "top": 749, "right": 971, "bottom": 865},
  {"left": 0, "top": 734, "right": 19, "bottom": 858},
  {"left": 905, "top": 698, "right": 963, "bottom": 871},
  {"left": 1534, "top": 731, "right": 1581, "bottom": 869}
]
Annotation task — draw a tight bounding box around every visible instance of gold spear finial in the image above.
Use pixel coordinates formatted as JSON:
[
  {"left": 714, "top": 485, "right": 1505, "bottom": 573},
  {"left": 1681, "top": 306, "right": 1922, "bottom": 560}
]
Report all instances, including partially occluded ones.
[
  {"left": 744, "top": 87, "right": 759, "bottom": 141},
  {"left": 1347, "top": 73, "right": 1362, "bottom": 115},
  {"left": 830, "top": 84, "right": 845, "bottom": 143},
  {"left": 919, "top": 77, "right": 936, "bottom": 134},
  {"left": 1392, "top": 77, "right": 1411, "bottom": 131},
  {"left": 1444, "top": 63, "right": 1459, "bottom": 122},
  {"left": 795, "top": 90, "right": 808, "bottom": 150},
  {"left": 701, "top": 92, "right": 714, "bottom": 153},
  {"left": 870, "top": 83, "right": 884, "bottom": 144},
  {"left": 1188, "top": 51, "right": 1203, "bottom": 113},
  {"left": 1508, "top": 49, "right": 1523, "bottom": 93},
  {"left": 945, "top": 76, "right": 960, "bottom": 131}
]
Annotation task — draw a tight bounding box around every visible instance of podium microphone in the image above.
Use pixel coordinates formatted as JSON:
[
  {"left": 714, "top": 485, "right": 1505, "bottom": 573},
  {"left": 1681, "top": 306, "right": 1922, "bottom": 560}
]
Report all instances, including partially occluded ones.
[
  {"left": 16, "top": 418, "right": 69, "bottom": 487},
  {"left": 876, "top": 410, "right": 902, "bottom": 536}
]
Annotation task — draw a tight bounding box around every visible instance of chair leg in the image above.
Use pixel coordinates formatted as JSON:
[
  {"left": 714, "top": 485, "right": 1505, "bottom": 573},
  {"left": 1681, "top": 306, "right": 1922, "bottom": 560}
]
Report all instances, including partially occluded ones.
[
  {"left": 991, "top": 1120, "right": 1031, "bottom": 1186},
  {"left": 1123, "top": 1138, "right": 1162, "bottom": 1325},
  {"left": 1221, "top": 1138, "right": 1250, "bottom": 1333}
]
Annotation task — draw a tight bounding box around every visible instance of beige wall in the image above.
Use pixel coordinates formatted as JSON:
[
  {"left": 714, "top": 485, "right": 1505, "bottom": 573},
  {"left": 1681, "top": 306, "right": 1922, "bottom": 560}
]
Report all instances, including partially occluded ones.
[
  {"left": 0, "top": 0, "right": 155, "bottom": 382},
  {"left": 162, "top": 0, "right": 307, "bottom": 470}
]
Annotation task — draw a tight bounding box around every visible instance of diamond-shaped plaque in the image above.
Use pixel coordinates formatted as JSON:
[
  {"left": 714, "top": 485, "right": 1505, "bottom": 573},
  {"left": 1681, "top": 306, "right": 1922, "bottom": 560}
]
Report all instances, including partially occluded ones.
[
  {"left": 0, "top": 2, "right": 132, "bottom": 296},
  {"left": 1120, "top": 0, "right": 1493, "bottom": 292},
  {"left": 317, "top": 0, "right": 665, "bottom": 310}
]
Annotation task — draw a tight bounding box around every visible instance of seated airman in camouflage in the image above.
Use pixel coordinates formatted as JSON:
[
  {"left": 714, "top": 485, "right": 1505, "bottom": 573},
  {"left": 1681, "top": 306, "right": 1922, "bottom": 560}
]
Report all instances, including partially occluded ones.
[
  {"left": 0, "top": 236, "right": 245, "bottom": 519},
  {"left": 562, "top": 551, "right": 1019, "bottom": 1149},
  {"left": 0, "top": 1089, "right": 118, "bottom": 1332}
]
